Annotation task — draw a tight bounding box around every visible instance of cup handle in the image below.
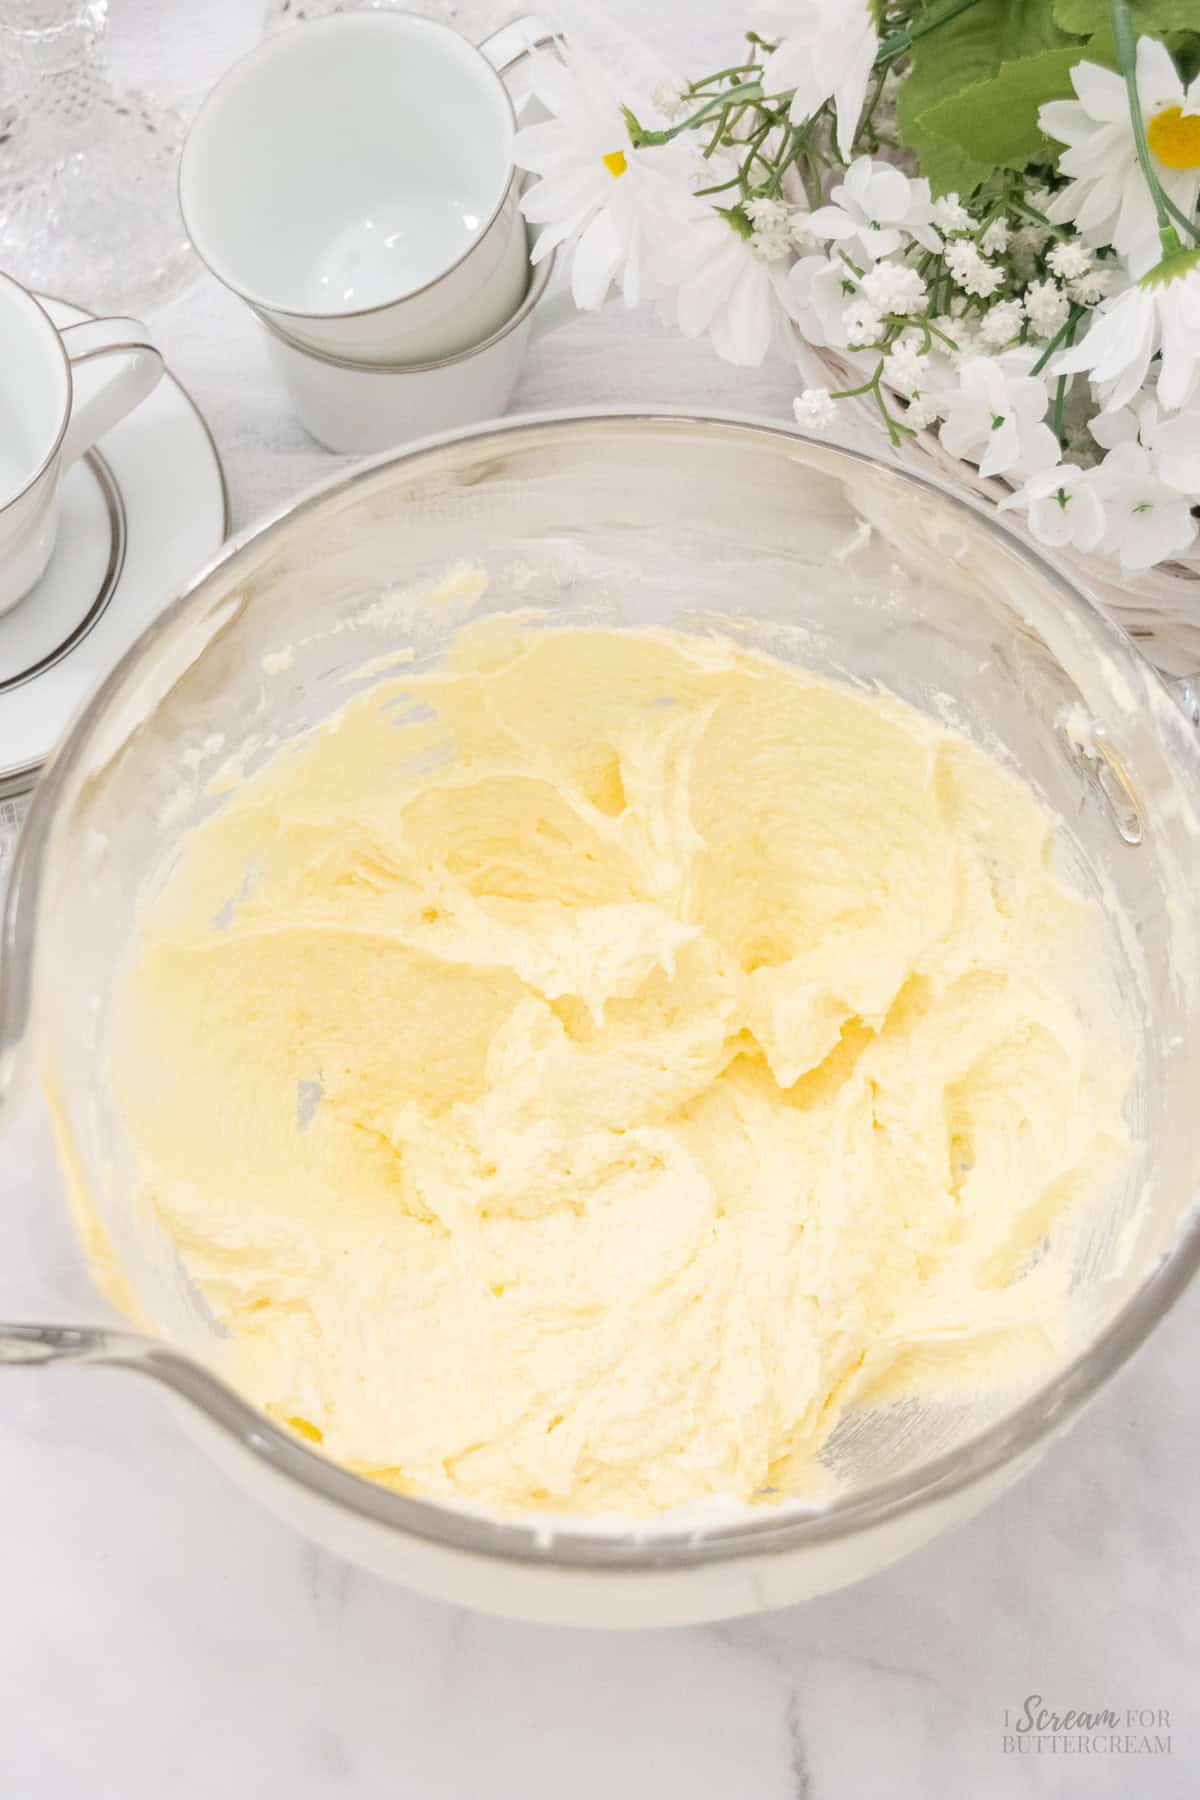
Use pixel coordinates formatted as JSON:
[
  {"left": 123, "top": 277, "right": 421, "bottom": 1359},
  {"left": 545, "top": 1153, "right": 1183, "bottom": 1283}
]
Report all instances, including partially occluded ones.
[
  {"left": 58, "top": 317, "right": 164, "bottom": 469},
  {"left": 478, "top": 15, "right": 560, "bottom": 100}
]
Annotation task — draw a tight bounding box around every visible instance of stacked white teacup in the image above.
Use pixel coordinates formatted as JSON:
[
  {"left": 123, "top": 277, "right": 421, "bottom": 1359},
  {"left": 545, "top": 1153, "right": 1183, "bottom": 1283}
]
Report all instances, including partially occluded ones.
[{"left": 179, "top": 12, "right": 565, "bottom": 454}]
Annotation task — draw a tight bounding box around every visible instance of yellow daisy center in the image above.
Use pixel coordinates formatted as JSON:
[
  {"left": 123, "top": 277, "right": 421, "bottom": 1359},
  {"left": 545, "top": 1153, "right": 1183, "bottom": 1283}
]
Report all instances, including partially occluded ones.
[
  {"left": 1147, "top": 105, "right": 1200, "bottom": 171},
  {"left": 601, "top": 149, "right": 628, "bottom": 179}
]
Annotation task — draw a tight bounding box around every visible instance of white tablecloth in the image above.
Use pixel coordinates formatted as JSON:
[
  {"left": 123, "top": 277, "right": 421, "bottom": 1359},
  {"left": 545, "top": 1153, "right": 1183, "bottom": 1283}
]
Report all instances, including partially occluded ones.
[{"left": 2, "top": 5, "right": 1198, "bottom": 1796}]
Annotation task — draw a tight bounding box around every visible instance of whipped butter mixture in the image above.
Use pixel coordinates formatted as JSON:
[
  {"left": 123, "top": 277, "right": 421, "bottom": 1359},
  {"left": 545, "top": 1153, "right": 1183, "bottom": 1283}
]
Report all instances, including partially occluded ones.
[{"left": 111, "top": 622, "right": 1129, "bottom": 1516}]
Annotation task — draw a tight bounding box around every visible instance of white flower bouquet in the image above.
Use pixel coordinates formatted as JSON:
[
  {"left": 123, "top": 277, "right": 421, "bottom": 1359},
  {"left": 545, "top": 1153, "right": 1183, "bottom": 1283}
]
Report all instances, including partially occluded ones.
[{"left": 513, "top": 0, "right": 1200, "bottom": 624}]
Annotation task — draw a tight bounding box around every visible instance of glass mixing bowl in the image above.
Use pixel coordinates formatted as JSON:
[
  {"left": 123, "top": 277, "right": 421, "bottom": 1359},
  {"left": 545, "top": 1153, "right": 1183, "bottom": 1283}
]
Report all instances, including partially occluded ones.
[{"left": 3, "top": 412, "right": 1200, "bottom": 1628}]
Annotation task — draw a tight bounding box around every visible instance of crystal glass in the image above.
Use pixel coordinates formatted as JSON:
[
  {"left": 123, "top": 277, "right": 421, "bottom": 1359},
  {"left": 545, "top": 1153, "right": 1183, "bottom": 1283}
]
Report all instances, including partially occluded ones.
[
  {"left": 0, "top": 1, "right": 193, "bottom": 313},
  {"left": 3, "top": 414, "right": 1200, "bottom": 1627}
]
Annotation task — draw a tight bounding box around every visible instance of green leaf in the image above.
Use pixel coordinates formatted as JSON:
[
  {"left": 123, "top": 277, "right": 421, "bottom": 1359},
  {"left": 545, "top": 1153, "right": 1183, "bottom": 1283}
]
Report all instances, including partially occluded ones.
[
  {"left": 896, "top": 102, "right": 993, "bottom": 199},
  {"left": 897, "top": 12, "right": 1003, "bottom": 196},
  {"left": 993, "top": 0, "right": 1080, "bottom": 57},
  {"left": 918, "top": 38, "right": 1119, "bottom": 176},
  {"left": 1054, "top": 0, "right": 1197, "bottom": 31},
  {"left": 897, "top": 0, "right": 1077, "bottom": 196},
  {"left": 1167, "top": 31, "right": 1200, "bottom": 85}
]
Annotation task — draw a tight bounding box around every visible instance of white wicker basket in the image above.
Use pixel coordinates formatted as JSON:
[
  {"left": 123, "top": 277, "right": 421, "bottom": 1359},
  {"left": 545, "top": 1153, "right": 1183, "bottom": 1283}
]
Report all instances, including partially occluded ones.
[{"left": 799, "top": 344, "right": 1200, "bottom": 677}]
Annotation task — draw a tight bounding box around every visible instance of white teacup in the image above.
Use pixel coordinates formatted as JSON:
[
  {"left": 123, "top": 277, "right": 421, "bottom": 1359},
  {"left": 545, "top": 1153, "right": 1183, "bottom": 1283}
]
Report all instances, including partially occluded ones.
[
  {"left": 260, "top": 238, "right": 573, "bottom": 453},
  {"left": 0, "top": 273, "right": 163, "bottom": 617},
  {"left": 179, "top": 13, "right": 550, "bottom": 367}
]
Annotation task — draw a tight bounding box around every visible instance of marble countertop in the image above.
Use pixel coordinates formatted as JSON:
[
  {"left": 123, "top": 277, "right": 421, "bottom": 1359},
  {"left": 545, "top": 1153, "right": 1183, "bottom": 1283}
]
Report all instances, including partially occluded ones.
[{"left": 2, "top": 3, "right": 1197, "bottom": 1795}]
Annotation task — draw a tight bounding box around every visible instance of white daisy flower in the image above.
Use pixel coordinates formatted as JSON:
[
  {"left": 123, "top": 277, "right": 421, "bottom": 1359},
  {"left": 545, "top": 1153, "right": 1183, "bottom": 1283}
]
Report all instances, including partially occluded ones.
[
  {"left": 1055, "top": 247, "right": 1200, "bottom": 411},
  {"left": 1039, "top": 38, "right": 1200, "bottom": 276},
  {"left": 794, "top": 386, "right": 839, "bottom": 429},
  {"left": 657, "top": 203, "right": 800, "bottom": 366},
  {"left": 939, "top": 352, "right": 1060, "bottom": 479},
  {"left": 808, "top": 157, "right": 940, "bottom": 264},
  {"left": 1091, "top": 441, "right": 1198, "bottom": 569},
  {"left": 514, "top": 51, "right": 693, "bottom": 309},
  {"left": 758, "top": 0, "right": 878, "bottom": 158},
  {"left": 1000, "top": 463, "right": 1108, "bottom": 552}
]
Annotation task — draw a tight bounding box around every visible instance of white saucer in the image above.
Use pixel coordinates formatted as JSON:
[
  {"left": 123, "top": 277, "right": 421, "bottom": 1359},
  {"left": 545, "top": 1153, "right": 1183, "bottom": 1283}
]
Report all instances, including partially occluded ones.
[{"left": 0, "top": 295, "right": 229, "bottom": 799}]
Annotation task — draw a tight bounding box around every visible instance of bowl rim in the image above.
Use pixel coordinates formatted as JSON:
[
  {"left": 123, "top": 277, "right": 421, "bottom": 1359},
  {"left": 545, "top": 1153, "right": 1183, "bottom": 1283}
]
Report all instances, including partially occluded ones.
[{"left": 10, "top": 408, "right": 1200, "bottom": 1571}]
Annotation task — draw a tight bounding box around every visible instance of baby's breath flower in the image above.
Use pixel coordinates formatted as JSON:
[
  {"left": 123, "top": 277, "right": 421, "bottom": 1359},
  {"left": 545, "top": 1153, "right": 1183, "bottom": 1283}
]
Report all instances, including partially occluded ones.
[
  {"left": 652, "top": 80, "right": 687, "bottom": 120},
  {"left": 859, "top": 261, "right": 928, "bottom": 315},
  {"left": 751, "top": 224, "right": 791, "bottom": 262},
  {"left": 745, "top": 196, "right": 790, "bottom": 228},
  {"left": 1010, "top": 224, "right": 1049, "bottom": 280},
  {"left": 843, "top": 297, "right": 884, "bottom": 346},
  {"left": 884, "top": 339, "right": 928, "bottom": 394},
  {"left": 1047, "top": 240, "right": 1092, "bottom": 281},
  {"left": 933, "top": 192, "right": 971, "bottom": 233},
  {"left": 794, "top": 386, "right": 839, "bottom": 429},
  {"left": 1070, "top": 268, "right": 1112, "bottom": 307},
  {"left": 1024, "top": 278, "right": 1070, "bottom": 339},
  {"left": 945, "top": 240, "right": 1004, "bottom": 298},
  {"left": 979, "top": 298, "right": 1025, "bottom": 348},
  {"left": 980, "top": 217, "right": 1010, "bottom": 256}
]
